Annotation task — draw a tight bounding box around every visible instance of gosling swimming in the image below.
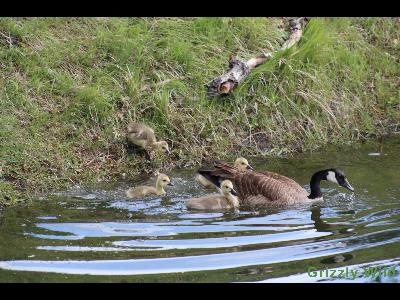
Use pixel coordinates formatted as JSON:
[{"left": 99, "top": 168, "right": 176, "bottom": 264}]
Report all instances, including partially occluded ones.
[
  {"left": 186, "top": 180, "right": 239, "bottom": 210},
  {"left": 196, "top": 157, "right": 253, "bottom": 189},
  {"left": 126, "top": 173, "right": 174, "bottom": 199},
  {"left": 126, "top": 122, "right": 170, "bottom": 155},
  {"left": 198, "top": 162, "right": 354, "bottom": 207}
]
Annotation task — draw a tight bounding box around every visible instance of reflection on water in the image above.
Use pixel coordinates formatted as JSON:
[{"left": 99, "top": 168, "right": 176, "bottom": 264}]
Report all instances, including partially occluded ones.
[
  {"left": 0, "top": 137, "right": 399, "bottom": 282},
  {"left": 1, "top": 228, "right": 398, "bottom": 276}
]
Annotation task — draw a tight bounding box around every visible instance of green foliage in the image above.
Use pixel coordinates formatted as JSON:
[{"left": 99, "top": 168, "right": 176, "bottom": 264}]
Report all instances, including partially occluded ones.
[{"left": 0, "top": 17, "right": 399, "bottom": 204}]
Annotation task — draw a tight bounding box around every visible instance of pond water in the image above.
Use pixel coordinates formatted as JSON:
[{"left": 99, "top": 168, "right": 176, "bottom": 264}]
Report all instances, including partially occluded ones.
[{"left": 0, "top": 137, "right": 399, "bottom": 282}]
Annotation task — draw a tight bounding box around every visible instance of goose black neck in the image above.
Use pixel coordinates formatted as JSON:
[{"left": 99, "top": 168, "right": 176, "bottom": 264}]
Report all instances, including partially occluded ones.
[{"left": 308, "top": 170, "right": 327, "bottom": 199}]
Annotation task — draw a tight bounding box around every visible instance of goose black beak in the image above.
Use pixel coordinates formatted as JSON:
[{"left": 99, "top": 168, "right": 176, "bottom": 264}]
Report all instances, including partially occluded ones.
[
  {"left": 167, "top": 182, "right": 174, "bottom": 186},
  {"left": 341, "top": 178, "right": 354, "bottom": 192},
  {"left": 231, "top": 188, "right": 238, "bottom": 196},
  {"left": 165, "top": 149, "right": 171, "bottom": 155},
  {"left": 246, "top": 165, "right": 254, "bottom": 171}
]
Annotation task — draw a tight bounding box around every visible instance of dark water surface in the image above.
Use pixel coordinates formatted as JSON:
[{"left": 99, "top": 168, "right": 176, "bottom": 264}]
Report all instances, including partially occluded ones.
[{"left": 0, "top": 137, "right": 399, "bottom": 282}]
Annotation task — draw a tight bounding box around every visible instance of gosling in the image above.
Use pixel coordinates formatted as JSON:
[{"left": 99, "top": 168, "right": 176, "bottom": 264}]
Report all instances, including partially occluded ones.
[
  {"left": 186, "top": 180, "right": 239, "bottom": 210},
  {"left": 126, "top": 173, "right": 174, "bottom": 199},
  {"left": 126, "top": 122, "right": 170, "bottom": 155},
  {"left": 196, "top": 157, "right": 253, "bottom": 189}
]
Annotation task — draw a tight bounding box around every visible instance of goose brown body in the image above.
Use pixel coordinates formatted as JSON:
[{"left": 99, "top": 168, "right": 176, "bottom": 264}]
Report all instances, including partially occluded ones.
[
  {"left": 257, "top": 171, "right": 307, "bottom": 194},
  {"left": 201, "top": 162, "right": 310, "bottom": 207}
]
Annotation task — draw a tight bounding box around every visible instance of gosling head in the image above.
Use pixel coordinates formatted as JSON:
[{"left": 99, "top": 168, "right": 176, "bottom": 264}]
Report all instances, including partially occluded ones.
[
  {"left": 157, "top": 173, "right": 174, "bottom": 188},
  {"left": 156, "top": 141, "right": 171, "bottom": 155},
  {"left": 220, "top": 180, "right": 237, "bottom": 196},
  {"left": 325, "top": 169, "right": 354, "bottom": 192},
  {"left": 234, "top": 157, "right": 253, "bottom": 171}
]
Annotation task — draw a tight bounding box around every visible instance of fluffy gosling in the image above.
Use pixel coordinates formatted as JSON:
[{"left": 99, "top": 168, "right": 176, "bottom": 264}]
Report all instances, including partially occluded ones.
[
  {"left": 126, "top": 173, "right": 174, "bottom": 199},
  {"left": 126, "top": 122, "right": 170, "bottom": 155},
  {"left": 186, "top": 180, "right": 239, "bottom": 210}
]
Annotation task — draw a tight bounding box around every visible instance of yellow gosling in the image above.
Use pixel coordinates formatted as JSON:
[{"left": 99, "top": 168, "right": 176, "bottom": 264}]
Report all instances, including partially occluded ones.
[
  {"left": 186, "top": 180, "right": 239, "bottom": 210},
  {"left": 126, "top": 173, "right": 174, "bottom": 199},
  {"left": 127, "top": 122, "right": 170, "bottom": 154}
]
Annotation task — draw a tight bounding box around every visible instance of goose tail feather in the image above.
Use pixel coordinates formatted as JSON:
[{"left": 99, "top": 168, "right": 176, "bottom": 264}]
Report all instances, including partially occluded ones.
[{"left": 197, "top": 169, "right": 223, "bottom": 188}]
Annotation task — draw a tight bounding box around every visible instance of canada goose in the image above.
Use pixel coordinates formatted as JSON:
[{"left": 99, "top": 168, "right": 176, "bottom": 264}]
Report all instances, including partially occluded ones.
[
  {"left": 126, "top": 173, "right": 174, "bottom": 199},
  {"left": 196, "top": 157, "right": 253, "bottom": 189},
  {"left": 198, "top": 162, "right": 354, "bottom": 207},
  {"left": 126, "top": 122, "right": 170, "bottom": 154},
  {"left": 186, "top": 180, "right": 239, "bottom": 210}
]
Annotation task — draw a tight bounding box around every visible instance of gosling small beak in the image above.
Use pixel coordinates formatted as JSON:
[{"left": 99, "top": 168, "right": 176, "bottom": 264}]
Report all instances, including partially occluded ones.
[
  {"left": 165, "top": 149, "right": 171, "bottom": 155},
  {"left": 231, "top": 188, "right": 238, "bottom": 196},
  {"left": 341, "top": 178, "right": 354, "bottom": 192},
  {"left": 167, "top": 182, "right": 174, "bottom": 186},
  {"left": 246, "top": 165, "right": 254, "bottom": 171}
]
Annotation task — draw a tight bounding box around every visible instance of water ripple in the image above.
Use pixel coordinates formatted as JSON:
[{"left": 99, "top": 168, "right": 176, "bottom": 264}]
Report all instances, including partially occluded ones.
[{"left": 1, "top": 228, "right": 398, "bottom": 276}]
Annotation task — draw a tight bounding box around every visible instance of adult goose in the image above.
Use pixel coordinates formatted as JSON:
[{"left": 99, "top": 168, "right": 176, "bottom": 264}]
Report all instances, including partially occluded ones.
[
  {"left": 198, "top": 162, "right": 354, "bottom": 207},
  {"left": 126, "top": 122, "right": 170, "bottom": 155},
  {"left": 186, "top": 180, "right": 239, "bottom": 210},
  {"left": 196, "top": 157, "right": 253, "bottom": 189}
]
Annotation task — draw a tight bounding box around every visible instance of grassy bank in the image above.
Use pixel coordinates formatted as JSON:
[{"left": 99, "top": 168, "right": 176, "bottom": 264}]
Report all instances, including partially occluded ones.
[{"left": 0, "top": 17, "right": 399, "bottom": 205}]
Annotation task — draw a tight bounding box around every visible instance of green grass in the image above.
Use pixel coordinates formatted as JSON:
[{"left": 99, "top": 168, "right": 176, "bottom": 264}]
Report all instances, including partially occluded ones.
[{"left": 0, "top": 17, "right": 399, "bottom": 205}]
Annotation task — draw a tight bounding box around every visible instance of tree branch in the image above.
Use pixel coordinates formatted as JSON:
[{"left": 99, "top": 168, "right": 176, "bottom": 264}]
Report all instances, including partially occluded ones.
[{"left": 205, "top": 17, "right": 310, "bottom": 97}]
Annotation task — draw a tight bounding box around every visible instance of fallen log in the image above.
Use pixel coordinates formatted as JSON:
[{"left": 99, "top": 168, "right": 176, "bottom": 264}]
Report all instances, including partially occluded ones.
[{"left": 205, "top": 17, "right": 311, "bottom": 97}]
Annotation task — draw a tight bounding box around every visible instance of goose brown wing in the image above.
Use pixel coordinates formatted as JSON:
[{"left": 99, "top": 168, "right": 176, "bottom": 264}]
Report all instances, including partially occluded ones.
[
  {"left": 258, "top": 171, "right": 306, "bottom": 194},
  {"left": 211, "top": 162, "right": 281, "bottom": 201},
  {"left": 208, "top": 162, "right": 309, "bottom": 204},
  {"left": 213, "top": 161, "right": 239, "bottom": 176},
  {"left": 234, "top": 172, "right": 281, "bottom": 202},
  {"left": 232, "top": 172, "right": 308, "bottom": 204}
]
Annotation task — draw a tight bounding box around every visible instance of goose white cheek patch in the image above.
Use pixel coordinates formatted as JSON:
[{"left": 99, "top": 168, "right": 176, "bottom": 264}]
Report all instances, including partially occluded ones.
[{"left": 326, "top": 171, "right": 338, "bottom": 184}]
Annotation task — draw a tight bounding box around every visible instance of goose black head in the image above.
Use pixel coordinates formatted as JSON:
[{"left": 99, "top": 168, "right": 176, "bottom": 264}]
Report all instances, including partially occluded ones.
[{"left": 325, "top": 168, "right": 354, "bottom": 192}]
